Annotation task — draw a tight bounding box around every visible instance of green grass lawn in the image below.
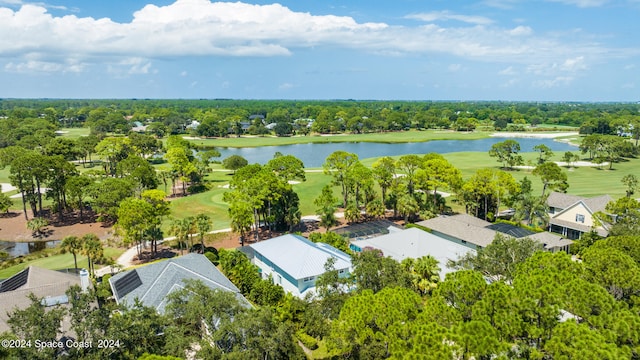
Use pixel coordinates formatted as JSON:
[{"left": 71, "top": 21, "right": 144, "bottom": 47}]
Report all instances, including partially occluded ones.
[
  {"left": 164, "top": 145, "right": 636, "bottom": 233},
  {"left": 185, "top": 130, "right": 490, "bottom": 148},
  {"left": 0, "top": 247, "right": 125, "bottom": 279},
  {"left": 444, "top": 150, "right": 634, "bottom": 199},
  {"left": 164, "top": 167, "right": 335, "bottom": 230},
  {"left": 58, "top": 127, "right": 90, "bottom": 139}
]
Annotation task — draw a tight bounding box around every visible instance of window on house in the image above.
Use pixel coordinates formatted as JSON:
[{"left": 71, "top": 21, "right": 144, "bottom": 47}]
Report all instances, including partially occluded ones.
[
  {"left": 338, "top": 269, "right": 345, "bottom": 274},
  {"left": 575, "top": 214, "right": 585, "bottom": 223},
  {"left": 303, "top": 276, "right": 314, "bottom": 282}
]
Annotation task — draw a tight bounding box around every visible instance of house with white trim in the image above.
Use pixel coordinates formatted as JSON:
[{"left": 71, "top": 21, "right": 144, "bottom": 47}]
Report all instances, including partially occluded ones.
[
  {"left": 546, "top": 192, "right": 612, "bottom": 239},
  {"left": 247, "top": 234, "right": 352, "bottom": 298},
  {"left": 108, "top": 253, "right": 246, "bottom": 313}
]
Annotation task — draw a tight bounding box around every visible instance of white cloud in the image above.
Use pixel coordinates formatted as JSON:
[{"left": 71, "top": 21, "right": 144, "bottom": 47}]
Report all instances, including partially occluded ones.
[
  {"left": 278, "top": 82, "right": 295, "bottom": 90},
  {"left": 107, "top": 57, "right": 154, "bottom": 76},
  {"left": 509, "top": 26, "right": 532, "bottom": 36},
  {"left": 406, "top": 11, "right": 493, "bottom": 25},
  {"left": 500, "top": 78, "right": 519, "bottom": 87},
  {"left": 5, "top": 58, "right": 84, "bottom": 73},
  {"left": 0, "top": 0, "right": 625, "bottom": 76},
  {"left": 180, "top": 70, "right": 188, "bottom": 76},
  {"left": 499, "top": 66, "right": 517, "bottom": 75},
  {"left": 527, "top": 56, "right": 588, "bottom": 76},
  {"left": 533, "top": 76, "right": 574, "bottom": 88},
  {"left": 482, "top": 0, "right": 519, "bottom": 9},
  {"left": 560, "top": 56, "right": 587, "bottom": 71},
  {"left": 547, "top": 0, "right": 610, "bottom": 7}
]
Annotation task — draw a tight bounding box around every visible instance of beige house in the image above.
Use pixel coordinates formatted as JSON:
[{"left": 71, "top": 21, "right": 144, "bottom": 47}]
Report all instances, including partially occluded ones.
[
  {"left": 417, "top": 213, "right": 573, "bottom": 253},
  {"left": 547, "top": 192, "right": 612, "bottom": 239}
]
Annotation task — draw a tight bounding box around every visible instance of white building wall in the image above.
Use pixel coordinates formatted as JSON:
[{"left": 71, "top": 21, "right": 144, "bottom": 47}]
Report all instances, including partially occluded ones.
[{"left": 253, "top": 257, "right": 303, "bottom": 297}]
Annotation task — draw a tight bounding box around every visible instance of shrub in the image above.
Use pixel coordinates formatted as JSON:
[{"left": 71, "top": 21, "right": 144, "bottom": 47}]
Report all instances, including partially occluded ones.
[
  {"left": 296, "top": 330, "right": 318, "bottom": 350},
  {"left": 204, "top": 251, "right": 219, "bottom": 265}
]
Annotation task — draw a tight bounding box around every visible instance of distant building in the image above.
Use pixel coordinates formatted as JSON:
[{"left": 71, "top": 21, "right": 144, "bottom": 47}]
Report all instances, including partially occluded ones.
[
  {"left": 546, "top": 192, "right": 612, "bottom": 239},
  {"left": 185, "top": 120, "right": 200, "bottom": 130},
  {"left": 417, "top": 213, "right": 573, "bottom": 252},
  {"left": 109, "top": 253, "right": 246, "bottom": 313},
  {"left": 349, "top": 227, "right": 475, "bottom": 279},
  {"left": 247, "top": 234, "right": 352, "bottom": 298}
]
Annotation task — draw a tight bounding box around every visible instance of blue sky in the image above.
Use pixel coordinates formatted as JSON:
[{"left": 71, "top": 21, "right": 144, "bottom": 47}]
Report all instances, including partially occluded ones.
[{"left": 0, "top": 0, "right": 639, "bottom": 101}]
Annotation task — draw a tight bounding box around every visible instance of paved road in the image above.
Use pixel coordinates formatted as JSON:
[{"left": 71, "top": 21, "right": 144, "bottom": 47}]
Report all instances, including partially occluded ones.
[{"left": 95, "top": 228, "right": 231, "bottom": 277}]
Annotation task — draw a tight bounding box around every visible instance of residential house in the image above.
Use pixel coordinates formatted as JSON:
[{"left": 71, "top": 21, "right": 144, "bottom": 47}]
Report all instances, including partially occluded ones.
[
  {"left": 185, "top": 120, "right": 200, "bottom": 130},
  {"left": 417, "top": 213, "right": 573, "bottom": 252},
  {"left": 0, "top": 267, "right": 88, "bottom": 333},
  {"left": 131, "top": 121, "right": 148, "bottom": 133},
  {"left": 108, "top": 253, "right": 246, "bottom": 313},
  {"left": 246, "top": 234, "right": 352, "bottom": 298},
  {"left": 546, "top": 192, "right": 612, "bottom": 239},
  {"left": 349, "top": 227, "right": 475, "bottom": 279}
]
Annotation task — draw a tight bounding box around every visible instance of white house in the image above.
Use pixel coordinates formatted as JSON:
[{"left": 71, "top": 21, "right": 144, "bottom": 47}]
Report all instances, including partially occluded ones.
[
  {"left": 248, "top": 234, "right": 352, "bottom": 298},
  {"left": 349, "top": 227, "right": 475, "bottom": 279}
]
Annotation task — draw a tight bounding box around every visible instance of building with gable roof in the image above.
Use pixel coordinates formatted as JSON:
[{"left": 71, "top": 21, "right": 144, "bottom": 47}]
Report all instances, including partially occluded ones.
[
  {"left": 546, "top": 192, "right": 612, "bottom": 239},
  {"left": 0, "top": 266, "right": 85, "bottom": 333},
  {"left": 416, "top": 213, "right": 573, "bottom": 252},
  {"left": 108, "top": 253, "right": 246, "bottom": 313},
  {"left": 246, "top": 234, "right": 352, "bottom": 298}
]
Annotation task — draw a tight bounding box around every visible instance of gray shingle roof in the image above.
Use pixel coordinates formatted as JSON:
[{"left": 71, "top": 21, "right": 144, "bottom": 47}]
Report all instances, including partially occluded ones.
[
  {"left": 350, "top": 228, "right": 475, "bottom": 279},
  {"left": 418, "top": 214, "right": 574, "bottom": 250},
  {"left": 249, "top": 234, "right": 352, "bottom": 280},
  {"left": 417, "top": 215, "right": 497, "bottom": 248},
  {"left": 547, "top": 192, "right": 612, "bottom": 214},
  {"left": 527, "top": 232, "right": 574, "bottom": 250},
  {"left": 547, "top": 192, "right": 584, "bottom": 209},
  {"left": 0, "top": 267, "right": 81, "bottom": 333},
  {"left": 109, "top": 253, "right": 243, "bottom": 313},
  {"left": 582, "top": 195, "right": 613, "bottom": 213}
]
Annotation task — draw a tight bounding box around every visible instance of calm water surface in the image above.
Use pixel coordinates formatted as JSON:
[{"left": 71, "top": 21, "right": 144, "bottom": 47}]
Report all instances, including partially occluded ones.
[
  {"left": 213, "top": 137, "right": 576, "bottom": 168},
  {"left": 0, "top": 240, "right": 60, "bottom": 258}
]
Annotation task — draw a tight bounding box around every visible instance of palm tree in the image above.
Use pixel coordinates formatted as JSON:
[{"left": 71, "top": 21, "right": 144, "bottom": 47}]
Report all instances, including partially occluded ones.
[
  {"left": 168, "top": 218, "right": 191, "bottom": 255},
  {"left": 143, "top": 226, "right": 163, "bottom": 257},
  {"left": 514, "top": 194, "right": 550, "bottom": 228},
  {"left": 366, "top": 199, "right": 385, "bottom": 219},
  {"left": 397, "top": 194, "right": 419, "bottom": 224},
  {"left": 81, "top": 233, "right": 103, "bottom": 276},
  {"left": 184, "top": 217, "right": 196, "bottom": 252},
  {"left": 401, "top": 256, "right": 441, "bottom": 295},
  {"left": 26, "top": 217, "right": 49, "bottom": 238},
  {"left": 194, "top": 214, "right": 212, "bottom": 253},
  {"left": 61, "top": 235, "right": 82, "bottom": 272}
]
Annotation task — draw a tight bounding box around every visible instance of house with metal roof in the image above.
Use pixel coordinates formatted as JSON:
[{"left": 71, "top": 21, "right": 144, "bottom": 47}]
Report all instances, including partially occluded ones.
[
  {"left": 0, "top": 266, "right": 87, "bottom": 333},
  {"left": 108, "top": 253, "right": 245, "bottom": 313},
  {"left": 247, "top": 234, "right": 352, "bottom": 298},
  {"left": 416, "top": 213, "right": 573, "bottom": 252},
  {"left": 349, "top": 227, "right": 475, "bottom": 279},
  {"left": 546, "top": 192, "right": 612, "bottom": 239}
]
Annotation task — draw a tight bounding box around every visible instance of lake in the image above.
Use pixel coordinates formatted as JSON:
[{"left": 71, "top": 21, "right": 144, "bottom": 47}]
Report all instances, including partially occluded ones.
[
  {"left": 0, "top": 240, "right": 60, "bottom": 258},
  {"left": 212, "top": 137, "right": 576, "bottom": 168}
]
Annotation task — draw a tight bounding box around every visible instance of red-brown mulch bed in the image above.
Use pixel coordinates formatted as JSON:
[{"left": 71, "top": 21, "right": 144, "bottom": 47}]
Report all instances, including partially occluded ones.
[{"left": 0, "top": 210, "right": 112, "bottom": 242}]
